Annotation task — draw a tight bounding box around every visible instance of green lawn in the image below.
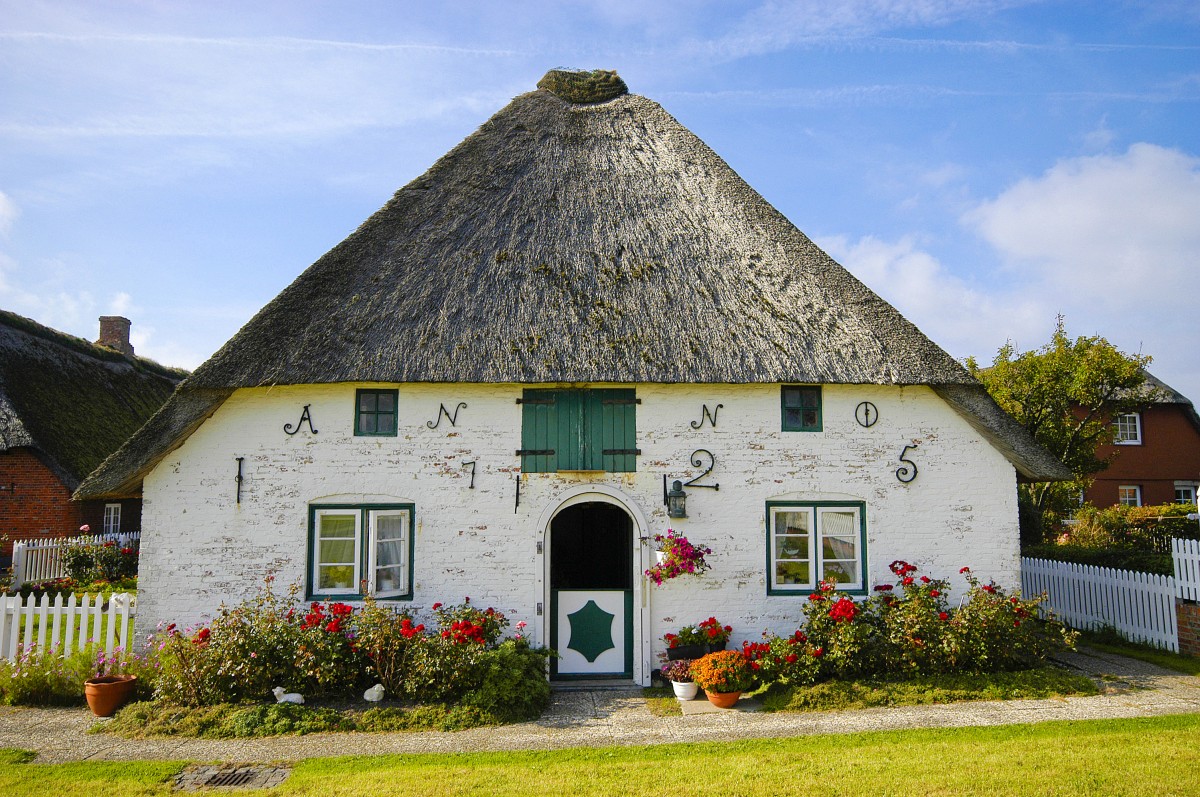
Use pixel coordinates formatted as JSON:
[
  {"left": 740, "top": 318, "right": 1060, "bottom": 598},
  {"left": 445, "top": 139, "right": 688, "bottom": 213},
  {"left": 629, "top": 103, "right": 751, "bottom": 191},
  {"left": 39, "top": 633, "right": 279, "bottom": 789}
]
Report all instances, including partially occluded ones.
[{"left": 3, "top": 714, "right": 1199, "bottom": 796}]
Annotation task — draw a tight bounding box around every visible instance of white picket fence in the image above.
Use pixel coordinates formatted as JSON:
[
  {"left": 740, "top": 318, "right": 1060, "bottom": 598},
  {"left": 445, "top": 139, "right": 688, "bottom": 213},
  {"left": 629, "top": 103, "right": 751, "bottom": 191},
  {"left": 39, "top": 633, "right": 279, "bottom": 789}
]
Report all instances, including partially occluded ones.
[
  {"left": 10, "top": 531, "right": 140, "bottom": 586},
  {"left": 1175, "top": 538, "right": 1200, "bottom": 602},
  {"left": 1021, "top": 539, "right": 1200, "bottom": 653},
  {"left": 0, "top": 592, "right": 136, "bottom": 662}
]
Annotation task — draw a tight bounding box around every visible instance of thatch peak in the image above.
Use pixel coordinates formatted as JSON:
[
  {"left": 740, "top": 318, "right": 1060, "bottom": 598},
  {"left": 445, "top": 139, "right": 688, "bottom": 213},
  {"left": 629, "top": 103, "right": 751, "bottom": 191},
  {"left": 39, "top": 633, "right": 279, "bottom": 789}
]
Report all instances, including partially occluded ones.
[{"left": 537, "top": 69, "right": 628, "bottom": 104}]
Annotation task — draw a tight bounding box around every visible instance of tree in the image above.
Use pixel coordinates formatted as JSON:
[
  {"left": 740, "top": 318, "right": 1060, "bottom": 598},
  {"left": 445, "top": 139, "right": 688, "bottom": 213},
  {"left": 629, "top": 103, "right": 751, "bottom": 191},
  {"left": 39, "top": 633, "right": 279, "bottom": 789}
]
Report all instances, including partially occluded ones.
[{"left": 966, "top": 317, "right": 1159, "bottom": 544}]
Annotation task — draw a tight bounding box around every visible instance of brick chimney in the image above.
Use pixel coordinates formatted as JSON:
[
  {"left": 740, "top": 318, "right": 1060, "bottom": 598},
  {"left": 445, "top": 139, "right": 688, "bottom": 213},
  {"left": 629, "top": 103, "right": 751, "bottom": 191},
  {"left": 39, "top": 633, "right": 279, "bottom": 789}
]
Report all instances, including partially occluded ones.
[{"left": 97, "top": 316, "right": 135, "bottom": 356}]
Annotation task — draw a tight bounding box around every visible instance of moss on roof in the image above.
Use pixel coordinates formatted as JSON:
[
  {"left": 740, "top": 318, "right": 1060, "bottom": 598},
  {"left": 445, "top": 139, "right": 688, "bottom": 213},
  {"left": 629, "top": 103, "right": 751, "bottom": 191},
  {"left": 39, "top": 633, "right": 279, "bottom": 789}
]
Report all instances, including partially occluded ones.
[
  {"left": 0, "top": 309, "right": 186, "bottom": 488},
  {"left": 536, "top": 69, "right": 628, "bottom": 103}
]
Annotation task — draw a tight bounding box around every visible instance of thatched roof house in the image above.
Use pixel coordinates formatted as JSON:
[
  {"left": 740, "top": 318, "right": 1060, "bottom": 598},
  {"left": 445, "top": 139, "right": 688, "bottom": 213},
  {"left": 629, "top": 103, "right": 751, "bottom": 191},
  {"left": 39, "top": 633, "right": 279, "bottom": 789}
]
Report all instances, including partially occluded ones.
[
  {"left": 0, "top": 310, "right": 186, "bottom": 552},
  {"left": 76, "top": 70, "right": 1067, "bottom": 501}
]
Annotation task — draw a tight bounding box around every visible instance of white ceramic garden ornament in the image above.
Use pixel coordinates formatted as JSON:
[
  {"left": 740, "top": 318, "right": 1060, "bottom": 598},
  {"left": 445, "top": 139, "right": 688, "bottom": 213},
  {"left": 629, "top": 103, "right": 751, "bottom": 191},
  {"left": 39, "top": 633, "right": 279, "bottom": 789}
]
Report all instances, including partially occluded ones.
[
  {"left": 364, "top": 684, "right": 385, "bottom": 702},
  {"left": 272, "top": 687, "right": 304, "bottom": 704}
]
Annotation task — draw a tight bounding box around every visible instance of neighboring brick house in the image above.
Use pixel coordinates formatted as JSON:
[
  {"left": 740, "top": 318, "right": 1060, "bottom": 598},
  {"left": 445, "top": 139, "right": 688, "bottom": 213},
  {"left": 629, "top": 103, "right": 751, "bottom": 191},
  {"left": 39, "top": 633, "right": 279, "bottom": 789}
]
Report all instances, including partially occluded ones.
[
  {"left": 0, "top": 310, "right": 186, "bottom": 562},
  {"left": 77, "top": 70, "right": 1069, "bottom": 684},
  {"left": 1085, "top": 371, "right": 1200, "bottom": 508}
]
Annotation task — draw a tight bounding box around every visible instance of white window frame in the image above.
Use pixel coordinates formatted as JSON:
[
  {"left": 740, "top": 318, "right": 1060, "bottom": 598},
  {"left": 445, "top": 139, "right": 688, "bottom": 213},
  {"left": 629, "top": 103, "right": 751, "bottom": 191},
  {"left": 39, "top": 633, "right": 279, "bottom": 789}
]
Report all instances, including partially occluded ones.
[
  {"left": 309, "top": 504, "right": 413, "bottom": 601},
  {"left": 767, "top": 501, "right": 866, "bottom": 595},
  {"left": 1118, "top": 485, "right": 1142, "bottom": 507},
  {"left": 1175, "top": 483, "right": 1197, "bottom": 504},
  {"left": 102, "top": 503, "right": 121, "bottom": 535},
  {"left": 1113, "top": 413, "right": 1142, "bottom": 445}
]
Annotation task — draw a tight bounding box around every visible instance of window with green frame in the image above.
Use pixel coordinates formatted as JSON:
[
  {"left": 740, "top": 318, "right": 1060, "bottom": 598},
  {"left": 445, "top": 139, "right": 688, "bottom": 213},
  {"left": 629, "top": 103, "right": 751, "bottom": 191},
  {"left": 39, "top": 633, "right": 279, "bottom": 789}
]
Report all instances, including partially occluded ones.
[
  {"left": 781, "top": 385, "right": 821, "bottom": 431},
  {"left": 355, "top": 389, "right": 398, "bottom": 436},
  {"left": 766, "top": 501, "right": 866, "bottom": 595},
  {"left": 308, "top": 504, "right": 414, "bottom": 600},
  {"left": 519, "top": 388, "right": 638, "bottom": 472}
]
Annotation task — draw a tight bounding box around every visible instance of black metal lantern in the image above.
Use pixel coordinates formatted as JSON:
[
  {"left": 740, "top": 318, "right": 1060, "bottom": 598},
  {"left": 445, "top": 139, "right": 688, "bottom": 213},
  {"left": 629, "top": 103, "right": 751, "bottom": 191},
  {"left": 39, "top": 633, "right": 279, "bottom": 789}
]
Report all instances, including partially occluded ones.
[{"left": 667, "top": 480, "right": 687, "bottom": 519}]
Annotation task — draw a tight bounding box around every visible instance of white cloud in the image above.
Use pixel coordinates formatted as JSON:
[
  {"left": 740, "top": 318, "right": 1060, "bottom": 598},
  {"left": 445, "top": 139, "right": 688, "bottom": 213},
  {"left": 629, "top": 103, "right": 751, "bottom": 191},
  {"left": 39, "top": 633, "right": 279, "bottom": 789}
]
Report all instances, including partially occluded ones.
[
  {"left": 0, "top": 190, "right": 17, "bottom": 236},
  {"left": 818, "top": 233, "right": 1043, "bottom": 359},
  {"left": 960, "top": 142, "right": 1200, "bottom": 399},
  {"left": 108, "top": 291, "right": 132, "bottom": 316},
  {"left": 964, "top": 143, "right": 1200, "bottom": 312}
]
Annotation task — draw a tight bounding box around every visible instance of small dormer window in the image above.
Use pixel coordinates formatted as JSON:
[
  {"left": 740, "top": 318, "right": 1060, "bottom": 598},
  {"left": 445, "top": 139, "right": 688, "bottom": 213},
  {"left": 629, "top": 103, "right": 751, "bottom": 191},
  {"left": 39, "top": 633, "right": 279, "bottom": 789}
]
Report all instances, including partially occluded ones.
[
  {"left": 355, "top": 389, "right": 398, "bottom": 436},
  {"left": 781, "top": 386, "right": 822, "bottom": 432},
  {"left": 1113, "top": 413, "right": 1141, "bottom": 445}
]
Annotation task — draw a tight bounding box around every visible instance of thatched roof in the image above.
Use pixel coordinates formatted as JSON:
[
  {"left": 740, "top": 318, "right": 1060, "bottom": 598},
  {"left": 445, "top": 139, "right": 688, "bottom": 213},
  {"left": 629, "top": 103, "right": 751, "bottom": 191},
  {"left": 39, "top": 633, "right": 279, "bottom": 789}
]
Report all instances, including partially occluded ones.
[
  {"left": 0, "top": 309, "right": 186, "bottom": 490},
  {"left": 75, "top": 71, "right": 1070, "bottom": 499},
  {"left": 1139, "top": 370, "right": 1200, "bottom": 435}
]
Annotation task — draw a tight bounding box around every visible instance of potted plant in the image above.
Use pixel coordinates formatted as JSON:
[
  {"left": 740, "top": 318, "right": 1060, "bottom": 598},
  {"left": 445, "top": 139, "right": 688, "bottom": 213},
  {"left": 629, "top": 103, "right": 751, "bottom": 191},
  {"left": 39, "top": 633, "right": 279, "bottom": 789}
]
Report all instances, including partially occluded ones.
[
  {"left": 663, "top": 616, "right": 732, "bottom": 660},
  {"left": 690, "top": 650, "right": 754, "bottom": 708},
  {"left": 84, "top": 648, "right": 138, "bottom": 718},
  {"left": 660, "top": 658, "right": 698, "bottom": 700},
  {"left": 644, "top": 529, "right": 712, "bottom": 586}
]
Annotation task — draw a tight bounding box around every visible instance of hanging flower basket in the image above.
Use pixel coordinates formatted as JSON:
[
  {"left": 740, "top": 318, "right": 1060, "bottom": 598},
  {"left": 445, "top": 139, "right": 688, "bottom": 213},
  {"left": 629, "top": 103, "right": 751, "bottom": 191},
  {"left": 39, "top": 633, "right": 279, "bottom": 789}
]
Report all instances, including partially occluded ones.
[{"left": 644, "top": 529, "right": 712, "bottom": 586}]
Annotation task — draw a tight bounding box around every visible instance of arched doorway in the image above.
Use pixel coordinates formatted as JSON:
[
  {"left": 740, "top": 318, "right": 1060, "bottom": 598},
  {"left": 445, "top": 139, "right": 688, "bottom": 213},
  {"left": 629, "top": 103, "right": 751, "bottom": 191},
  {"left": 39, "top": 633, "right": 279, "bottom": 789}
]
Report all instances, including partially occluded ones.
[{"left": 549, "top": 501, "right": 634, "bottom": 679}]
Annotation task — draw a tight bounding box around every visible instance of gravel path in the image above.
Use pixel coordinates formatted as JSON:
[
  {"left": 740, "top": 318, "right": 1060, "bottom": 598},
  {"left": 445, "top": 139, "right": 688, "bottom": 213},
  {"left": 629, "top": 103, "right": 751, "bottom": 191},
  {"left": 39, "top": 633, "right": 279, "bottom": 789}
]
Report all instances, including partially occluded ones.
[{"left": 2, "top": 647, "right": 1197, "bottom": 764}]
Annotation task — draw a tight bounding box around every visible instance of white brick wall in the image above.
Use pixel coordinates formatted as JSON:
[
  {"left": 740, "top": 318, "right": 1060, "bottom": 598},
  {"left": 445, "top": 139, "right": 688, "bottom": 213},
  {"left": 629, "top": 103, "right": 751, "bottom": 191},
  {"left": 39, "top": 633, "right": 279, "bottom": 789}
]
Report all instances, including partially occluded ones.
[{"left": 139, "top": 382, "right": 1019, "bottom": 684}]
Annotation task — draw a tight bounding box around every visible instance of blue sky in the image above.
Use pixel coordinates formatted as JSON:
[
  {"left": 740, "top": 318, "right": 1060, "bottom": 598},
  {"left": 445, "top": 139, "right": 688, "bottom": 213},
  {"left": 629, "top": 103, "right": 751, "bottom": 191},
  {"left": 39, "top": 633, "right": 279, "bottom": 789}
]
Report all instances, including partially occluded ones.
[{"left": 1, "top": 1, "right": 1198, "bottom": 400}]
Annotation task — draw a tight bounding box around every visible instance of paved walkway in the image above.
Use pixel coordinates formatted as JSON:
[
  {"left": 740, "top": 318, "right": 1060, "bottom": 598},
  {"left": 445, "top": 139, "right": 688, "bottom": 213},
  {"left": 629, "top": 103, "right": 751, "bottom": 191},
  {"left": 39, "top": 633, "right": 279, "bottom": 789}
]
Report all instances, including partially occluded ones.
[{"left": 2, "top": 647, "right": 1198, "bottom": 764}]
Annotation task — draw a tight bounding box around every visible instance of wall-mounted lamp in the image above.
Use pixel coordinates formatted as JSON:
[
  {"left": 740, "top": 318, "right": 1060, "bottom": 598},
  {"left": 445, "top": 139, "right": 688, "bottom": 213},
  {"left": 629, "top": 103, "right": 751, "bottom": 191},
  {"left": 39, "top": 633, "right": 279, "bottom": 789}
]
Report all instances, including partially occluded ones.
[{"left": 667, "top": 479, "right": 687, "bottom": 519}]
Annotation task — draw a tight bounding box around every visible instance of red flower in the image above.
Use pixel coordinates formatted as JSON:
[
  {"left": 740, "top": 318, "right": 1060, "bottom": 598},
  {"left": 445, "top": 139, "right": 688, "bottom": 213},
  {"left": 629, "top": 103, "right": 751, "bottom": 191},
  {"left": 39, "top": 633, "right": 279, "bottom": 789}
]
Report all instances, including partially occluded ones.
[
  {"left": 902, "top": 577, "right": 914, "bottom": 586},
  {"left": 325, "top": 619, "right": 342, "bottom": 633},
  {"left": 959, "top": 567, "right": 971, "bottom": 574},
  {"left": 938, "top": 612, "right": 949, "bottom": 621},
  {"left": 812, "top": 647, "right": 825, "bottom": 658},
  {"left": 1013, "top": 620, "right": 1021, "bottom": 627},
  {"left": 981, "top": 584, "right": 996, "bottom": 594},
  {"left": 432, "top": 602, "right": 443, "bottom": 610},
  {"left": 193, "top": 627, "right": 211, "bottom": 646},
  {"left": 827, "top": 597, "right": 859, "bottom": 623},
  {"left": 873, "top": 584, "right": 894, "bottom": 592},
  {"left": 786, "top": 653, "right": 798, "bottom": 663},
  {"left": 929, "top": 590, "right": 940, "bottom": 597},
  {"left": 120, "top": 548, "right": 134, "bottom": 555},
  {"left": 920, "top": 576, "right": 930, "bottom": 583}
]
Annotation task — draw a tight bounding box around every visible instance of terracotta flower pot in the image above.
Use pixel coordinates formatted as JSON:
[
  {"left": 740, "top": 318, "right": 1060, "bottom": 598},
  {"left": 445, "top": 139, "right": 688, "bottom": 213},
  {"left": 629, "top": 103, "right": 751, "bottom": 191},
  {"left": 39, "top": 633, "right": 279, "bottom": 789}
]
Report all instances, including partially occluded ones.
[
  {"left": 704, "top": 689, "right": 741, "bottom": 709},
  {"left": 84, "top": 675, "right": 137, "bottom": 718},
  {"left": 671, "top": 680, "right": 699, "bottom": 700}
]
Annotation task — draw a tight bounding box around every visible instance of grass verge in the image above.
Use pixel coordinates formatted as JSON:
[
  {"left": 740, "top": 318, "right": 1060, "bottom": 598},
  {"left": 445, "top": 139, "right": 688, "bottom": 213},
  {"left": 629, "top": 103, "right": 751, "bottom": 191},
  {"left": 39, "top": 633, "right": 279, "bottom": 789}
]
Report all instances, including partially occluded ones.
[
  {"left": 7, "top": 714, "right": 1198, "bottom": 796},
  {"left": 759, "top": 666, "right": 1098, "bottom": 712}
]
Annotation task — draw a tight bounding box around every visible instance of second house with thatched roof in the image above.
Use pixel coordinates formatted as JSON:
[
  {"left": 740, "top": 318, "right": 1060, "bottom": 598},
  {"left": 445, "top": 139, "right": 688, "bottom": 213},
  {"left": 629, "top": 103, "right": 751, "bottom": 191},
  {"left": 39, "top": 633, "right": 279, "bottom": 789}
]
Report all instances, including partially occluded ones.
[{"left": 77, "top": 70, "right": 1068, "bottom": 685}]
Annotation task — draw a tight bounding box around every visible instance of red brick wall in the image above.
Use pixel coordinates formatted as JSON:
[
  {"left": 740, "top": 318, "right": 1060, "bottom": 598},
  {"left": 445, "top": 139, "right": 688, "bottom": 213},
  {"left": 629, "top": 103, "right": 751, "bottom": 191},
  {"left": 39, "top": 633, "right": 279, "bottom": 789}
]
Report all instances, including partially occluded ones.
[
  {"left": 1178, "top": 600, "right": 1200, "bottom": 658},
  {"left": 0, "top": 447, "right": 84, "bottom": 558},
  {"left": 1086, "top": 405, "right": 1200, "bottom": 507}
]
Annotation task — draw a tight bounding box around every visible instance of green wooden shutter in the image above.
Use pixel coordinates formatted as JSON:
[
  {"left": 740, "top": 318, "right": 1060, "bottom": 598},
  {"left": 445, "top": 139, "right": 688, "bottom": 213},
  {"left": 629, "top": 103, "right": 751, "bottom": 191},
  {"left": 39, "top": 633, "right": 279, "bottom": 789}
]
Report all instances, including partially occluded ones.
[
  {"left": 596, "top": 388, "right": 638, "bottom": 473},
  {"left": 520, "top": 389, "right": 558, "bottom": 473},
  {"left": 553, "top": 390, "right": 583, "bottom": 471}
]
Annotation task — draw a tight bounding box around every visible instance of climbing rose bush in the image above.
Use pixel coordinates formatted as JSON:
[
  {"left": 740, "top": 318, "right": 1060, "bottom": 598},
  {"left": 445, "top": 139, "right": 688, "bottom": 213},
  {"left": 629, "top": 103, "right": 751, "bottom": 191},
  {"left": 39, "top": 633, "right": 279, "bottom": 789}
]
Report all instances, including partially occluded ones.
[{"left": 745, "top": 561, "right": 1076, "bottom": 688}]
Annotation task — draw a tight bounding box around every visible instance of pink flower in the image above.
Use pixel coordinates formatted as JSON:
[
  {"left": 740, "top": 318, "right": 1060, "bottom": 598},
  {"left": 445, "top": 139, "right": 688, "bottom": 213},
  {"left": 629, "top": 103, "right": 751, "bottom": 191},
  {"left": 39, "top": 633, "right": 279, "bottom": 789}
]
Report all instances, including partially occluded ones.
[{"left": 79, "top": 524, "right": 90, "bottom": 533}]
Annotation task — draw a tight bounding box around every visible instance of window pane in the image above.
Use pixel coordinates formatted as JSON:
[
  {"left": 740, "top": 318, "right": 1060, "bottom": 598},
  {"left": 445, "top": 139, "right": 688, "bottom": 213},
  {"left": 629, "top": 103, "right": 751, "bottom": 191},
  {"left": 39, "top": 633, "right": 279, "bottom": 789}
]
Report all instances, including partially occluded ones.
[
  {"left": 803, "top": 409, "right": 818, "bottom": 427},
  {"left": 376, "top": 414, "right": 395, "bottom": 434},
  {"left": 783, "top": 387, "right": 801, "bottom": 406},
  {"left": 376, "top": 513, "right": 406, "bottom": 541},
  {"left": 375, "top": 565, "right": 405, "bottom": 593},
  {"left": 376, "top": 393, "right": 395, "bottom": 412},
  {"left": 319, "top": 565, "right": 355, "bottom": 590},
  {"left": 776, "top": 536, "right": 808, "bottom": 559},
  {"left": 319, "top": 515, "right": 356, "bottom": 538},
  {"left": 319, "top": 539, "right": 355, "bottom": 563},
  {"left": 822, "top": 560, "right": 855, "bottom": 583},
  {"left": 821, "top": 535, "right": 857, "bottom": 559},
  {"left": 375, "top": 539, "right": 404, "bottom": 567},
  {"left": 360, "top": 393, "right": 376, "bottom": 412},
  {"left": 776, "top": 561, "right": 810, "bottom": 585},
  {"left": 778, "top": 511, "right": 811, "bottom": 534},
  {"left": 821, "top": 511, "right": 856, "bottom": 536},
  {"left": 784, "top": 408, "right": 805, "bottom": 427}
]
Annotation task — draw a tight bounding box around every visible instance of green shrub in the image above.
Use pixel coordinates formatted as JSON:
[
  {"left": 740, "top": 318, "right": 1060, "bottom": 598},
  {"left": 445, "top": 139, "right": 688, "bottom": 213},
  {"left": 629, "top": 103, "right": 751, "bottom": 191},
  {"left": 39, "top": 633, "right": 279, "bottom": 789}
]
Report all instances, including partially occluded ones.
[
  {"left": 225, "top": 703, "right": 356, "bottom": 737},
  {"left": 1064, "top": 502, "right": 1199, "bottom": 552},
  {"left": 1023, "top": 543, "right": 1173, "bottom": 575},
  {"left": 768, "top": 562, "right": 1078, "bottom": 685},
  {"left": 460, "top": 640, "right": 554, "bottom": 722},
  {"left": 152, "top": 579, "right": 368, "bottom": 706},
  {"left": 60, "top": 539, "right": 137, "bottom": 584},
  {"left": 350, "top": 597, "right": 425, "bottom": 698},
  {"left": 0, "top": 645, "right": 95, "bottom": 706}
]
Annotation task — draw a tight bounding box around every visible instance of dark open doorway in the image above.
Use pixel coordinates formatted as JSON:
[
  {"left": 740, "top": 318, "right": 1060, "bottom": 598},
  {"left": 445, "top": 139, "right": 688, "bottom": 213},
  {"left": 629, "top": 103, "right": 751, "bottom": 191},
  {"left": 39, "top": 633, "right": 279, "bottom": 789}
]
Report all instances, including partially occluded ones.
[{"left": 550, "top": 501, "right": 633, "bottom": 590}]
